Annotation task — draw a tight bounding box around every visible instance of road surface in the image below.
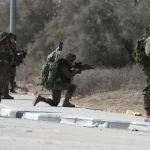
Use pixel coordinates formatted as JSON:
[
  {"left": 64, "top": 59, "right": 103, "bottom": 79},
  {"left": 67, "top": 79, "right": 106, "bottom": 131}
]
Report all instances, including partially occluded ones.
[{"left": 0, "top": 117, "right": 150, "bottom": 150}]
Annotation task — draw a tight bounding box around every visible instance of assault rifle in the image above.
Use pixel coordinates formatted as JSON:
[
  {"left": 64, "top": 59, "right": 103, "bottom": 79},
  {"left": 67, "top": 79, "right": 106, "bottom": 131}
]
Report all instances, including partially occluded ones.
[
  {"left": 14, "top": 50, "right": 27, "bottom": 66},
  {"left": 72, "top": 62, "right": 94, "bottom": 74}
]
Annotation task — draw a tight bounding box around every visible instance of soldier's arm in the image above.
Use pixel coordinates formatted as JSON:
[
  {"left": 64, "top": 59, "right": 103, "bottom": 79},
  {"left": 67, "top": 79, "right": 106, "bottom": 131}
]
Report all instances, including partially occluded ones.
[
  {"left": 145, "top": 37, "right": 150, "bottom": 57},
  {"left": 60, "top": 65, "right": 76, "bottom": 79}
]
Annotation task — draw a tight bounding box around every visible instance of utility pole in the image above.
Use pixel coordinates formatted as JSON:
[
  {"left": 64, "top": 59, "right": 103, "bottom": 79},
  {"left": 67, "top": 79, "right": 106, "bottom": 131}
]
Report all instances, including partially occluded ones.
[
  {"left": 10, "top": 0, "right": 17, "bottom": 84},
  {"left": 10, "top": 0, "right": 16, "bottom": 34},
  {"left": 134, "top": 0, "right": 137, "bottom": 6}
]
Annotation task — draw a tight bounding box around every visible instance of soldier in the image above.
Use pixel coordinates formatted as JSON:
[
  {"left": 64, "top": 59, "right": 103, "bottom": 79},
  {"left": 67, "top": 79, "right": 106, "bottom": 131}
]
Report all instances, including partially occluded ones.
[
  {"left": 33, "top": 53, "right": 78, "bottom": 107},
  {"left": 2, "top": 32, "right": 17, "bottom": 99},
  {"left": 135, "top": 25, "right": 150, "bottom": 122},
  {"left": 0, "top": 32, "right": 14, "bottom": 102}
]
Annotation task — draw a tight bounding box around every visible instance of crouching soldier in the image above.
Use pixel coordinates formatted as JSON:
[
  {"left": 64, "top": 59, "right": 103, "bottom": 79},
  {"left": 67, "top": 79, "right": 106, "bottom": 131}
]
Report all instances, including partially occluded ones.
[{"left": 33, "top": 53, "right": 78, "bottom": 107}]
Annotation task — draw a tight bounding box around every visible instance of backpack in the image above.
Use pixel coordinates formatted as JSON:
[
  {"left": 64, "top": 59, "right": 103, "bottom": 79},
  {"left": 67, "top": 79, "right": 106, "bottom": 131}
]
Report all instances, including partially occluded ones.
[
  {"left": 40, "top": 51, "right": 59, "bottom": 90},
  {"left": 134, "top": 37, "right": 150, "bottom": 65}
]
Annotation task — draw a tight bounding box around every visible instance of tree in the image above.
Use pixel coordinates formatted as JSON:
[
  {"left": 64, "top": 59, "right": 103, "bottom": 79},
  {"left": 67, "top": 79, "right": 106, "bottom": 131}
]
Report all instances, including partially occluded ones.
[
  {"left": 17, "top": 0, "right": 58, "bottom": 50},
  {"left": 0, "top": 1, "right": 9, "bottom": 31}
]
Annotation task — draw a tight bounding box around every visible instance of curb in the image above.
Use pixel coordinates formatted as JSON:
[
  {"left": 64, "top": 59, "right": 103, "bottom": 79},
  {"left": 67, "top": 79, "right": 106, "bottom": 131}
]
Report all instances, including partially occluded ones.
[{"left": 0, "top": 108, "right": 150, "bottom": 131}]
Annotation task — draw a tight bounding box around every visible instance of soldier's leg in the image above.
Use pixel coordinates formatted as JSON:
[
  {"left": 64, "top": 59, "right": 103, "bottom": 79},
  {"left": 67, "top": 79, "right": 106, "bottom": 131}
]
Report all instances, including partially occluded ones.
[
  {"left": 0, "top": 94, "right": 1, "bottom": 103},
  {"left": 0, "top": 75, "right": 9, "bottom": 101},
  {"left": 0, "top": 74, "right": 3, "bottom": 102},
  {"left": 33, "top": 90, "right": 61, "bottom": 107},
  {"left": 143, "top": 87, "right": 150, "bottom": 122},
  {"left": 10, "top": 76, "right": 17, "bottom": 93},
  {"left": 3, "top": 83, "right": 14, "bottom": 99},
  {"left": 0, "top": 72, "right": 4, "bottom": 103},
  {"left": 62, "top": 83, "right": 76, "bottom": 107},
  {"left": 0, "top": 60, "right": 12, "bottom": 101},
  {"left": 4, "top": 84, "right": 9, "bottom": 96},
  {"left": 10, "top": 66, "right": 17, "bottom": 93},
  {"left": 33, "top": 94, "right": 53, "bottom": 106},
  {"left": 143, "top": 67, "right": 150, "bottom": 121},
  {"left": 51, "top": 90, "right": 62, "bottom": 106}
]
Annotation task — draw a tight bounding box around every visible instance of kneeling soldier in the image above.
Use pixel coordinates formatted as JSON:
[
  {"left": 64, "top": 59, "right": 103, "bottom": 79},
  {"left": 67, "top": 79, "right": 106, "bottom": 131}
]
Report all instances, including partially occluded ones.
[{"left": 33, "top": 53, "right": 78, "bottom": 107}]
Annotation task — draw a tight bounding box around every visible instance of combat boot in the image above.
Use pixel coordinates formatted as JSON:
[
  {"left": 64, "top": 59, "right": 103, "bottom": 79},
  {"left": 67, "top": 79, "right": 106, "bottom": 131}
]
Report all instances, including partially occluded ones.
[
  {"left": 3, "top": 94, "right": 14, "bottom": 99},
  {"left": 33, "top": 95, "right": 59, "bottom": 106},
  {"left": 144, "top": 108, "right": 150, "bottom": 122},
  {"left": 62, "top": 100, "right": 75, "bottom": 107},
  {"left": 48, "top": 99, "right": 59, "bottom": 106},
  {"left": 10, "top": 89, "right": 17, "bottom": 93},
  {"left": 33, "top": 95, "right": 47, "bottom": 106}
]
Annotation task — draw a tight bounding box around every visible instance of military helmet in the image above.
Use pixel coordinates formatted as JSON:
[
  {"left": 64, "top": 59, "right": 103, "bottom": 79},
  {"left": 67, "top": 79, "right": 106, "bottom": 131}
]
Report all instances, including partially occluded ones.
[
  {"left": 65, "top": 53, "right": 76, "bottom": 62},
  {"left": 144, "top": 25, "right": 150, "bottom": 36}
]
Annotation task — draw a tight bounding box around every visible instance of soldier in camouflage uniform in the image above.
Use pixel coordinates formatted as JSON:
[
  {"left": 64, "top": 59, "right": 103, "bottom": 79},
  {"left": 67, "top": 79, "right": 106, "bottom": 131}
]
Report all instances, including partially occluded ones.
[
  {"left": 3, "top": 33, "right": 17, "bottom": 99},
  {"left": 136, "top": 25, "right": 150, "bottom": 122},
  {"left": 33, "top": 53, "right": 78, "bottom": 107},
  {"left": 0, "top": 32, "right": 15, "bottom": 102}
]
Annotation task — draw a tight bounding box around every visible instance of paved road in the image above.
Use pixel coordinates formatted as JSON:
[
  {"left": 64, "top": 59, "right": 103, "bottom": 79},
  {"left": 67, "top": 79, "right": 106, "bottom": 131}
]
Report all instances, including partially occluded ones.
[
  {"left": 0, "top": 117, "right": 150, "bottom": 150},
  {"left": 0, "top": 93, "right": 145, "bottom": 123}
]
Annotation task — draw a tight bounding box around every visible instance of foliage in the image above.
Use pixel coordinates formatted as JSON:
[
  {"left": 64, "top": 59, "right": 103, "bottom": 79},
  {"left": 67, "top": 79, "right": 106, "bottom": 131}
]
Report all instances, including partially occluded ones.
[{"left": 0, "top": 0, "right": 150, "bottom": 67}]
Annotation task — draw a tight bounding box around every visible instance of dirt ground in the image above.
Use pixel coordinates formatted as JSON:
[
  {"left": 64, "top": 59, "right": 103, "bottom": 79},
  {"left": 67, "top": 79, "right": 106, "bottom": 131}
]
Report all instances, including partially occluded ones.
[
  {"left": 73, "top": 90, "right": 145, "bottom": 115},
  {"left": 21, "top": 84, "right": 144, "bottom": 115}
]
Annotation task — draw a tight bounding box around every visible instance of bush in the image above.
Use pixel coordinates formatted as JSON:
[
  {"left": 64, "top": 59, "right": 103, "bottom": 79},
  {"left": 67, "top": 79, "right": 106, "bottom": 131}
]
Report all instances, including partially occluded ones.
[
  {"left": 17, "top": 65, "right": 145, "bottom": 96},
  {"left": 74, "top": 65, "right": 144, "bottom": 96}
]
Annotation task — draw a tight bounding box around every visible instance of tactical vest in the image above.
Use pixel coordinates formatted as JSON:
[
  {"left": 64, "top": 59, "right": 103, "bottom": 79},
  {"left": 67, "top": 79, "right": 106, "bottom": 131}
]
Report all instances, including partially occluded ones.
[
  {"left": 0, "top": 42, "right": 14, "bottom": 64},
  {"left": 134, "top": 37, "right": 150, "bottom": 66}
]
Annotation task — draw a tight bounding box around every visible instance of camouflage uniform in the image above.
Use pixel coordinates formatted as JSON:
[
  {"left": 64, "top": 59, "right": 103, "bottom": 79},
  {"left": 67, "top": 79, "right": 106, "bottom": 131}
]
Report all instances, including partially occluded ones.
[
  {"left": 33, "top": 53, "right": 77, "bottom": 107},
  {"left": 3, "top": 35, "right": 17, "bottom": 99},
  {"left": 3, "top": 67, "right": 16, "bottom": 99},
  {"left": 10, "top": 66, "right": 17, "bottom": 93},
  {"left": 0, "top": 32, "right": 14, "bottom": 102},
  {"left": 139, "top": 25, "right": 150, "bottom": 121}
]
